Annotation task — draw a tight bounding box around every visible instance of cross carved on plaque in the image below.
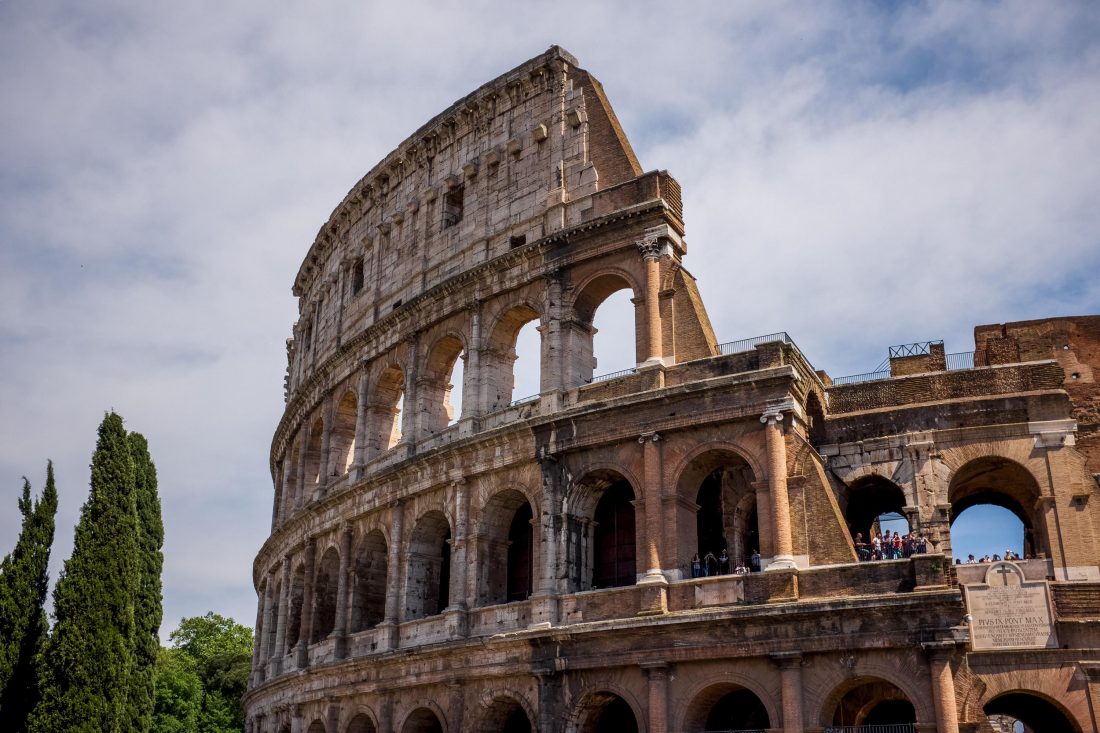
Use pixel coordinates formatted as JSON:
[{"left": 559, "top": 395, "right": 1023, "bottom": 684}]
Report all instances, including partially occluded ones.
[{"left": 993, "top": 564, "right": 1015, "bottom": 586}]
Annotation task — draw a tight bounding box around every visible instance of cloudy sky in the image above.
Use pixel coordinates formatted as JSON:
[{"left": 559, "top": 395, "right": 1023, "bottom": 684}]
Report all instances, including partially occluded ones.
[{"left": 2, "top": 2, "right": 1098, "bottom": 638}]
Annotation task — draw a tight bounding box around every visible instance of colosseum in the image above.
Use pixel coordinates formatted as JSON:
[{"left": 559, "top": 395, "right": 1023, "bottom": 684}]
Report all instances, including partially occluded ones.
[{"left": 243, "top": 47, "right": 1100, "bottom": 733}]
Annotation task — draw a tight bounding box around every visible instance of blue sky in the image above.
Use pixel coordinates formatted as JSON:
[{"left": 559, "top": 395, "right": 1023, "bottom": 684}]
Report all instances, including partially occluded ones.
[{"left": 1, "top": 1, "right": 1098, "bottom": 637}]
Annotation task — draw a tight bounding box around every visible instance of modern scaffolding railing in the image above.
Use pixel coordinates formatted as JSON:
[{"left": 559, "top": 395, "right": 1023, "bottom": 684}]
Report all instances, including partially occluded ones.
[{"left": 716, "top": 331, "right": 791, "bottom": 355}]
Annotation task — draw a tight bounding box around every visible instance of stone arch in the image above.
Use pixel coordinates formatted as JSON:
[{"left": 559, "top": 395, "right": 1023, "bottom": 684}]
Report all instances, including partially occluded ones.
[
  {"left": 400, "top": 705, "right": 446, "bottom": 733},
  {"left": 311, "top": 546, "right": 340, "bottom": 643},
  {"left": 674, "top": 446, "right": 761, "bottom": 575},
  {"left": 306, "top": 721, "right": 326, "bottom": 733},
  {"left": 328, "top": 389, "right": 358, "bottom": 478},
  {"left": 567, "top": 468, "right": 638, "bottom": 591},
  {"left": 675, "top": 672, "right": 779, "bottom": 733},
  {"left": 474, "top": 691, "right": 536, "bottom": 733},
  {"left": 350, "top": 529, "right": 388, "bottom": 632},
  {"left": 843, "top": 475, "right": 909, "bottom": 549},
  {"left": 476, "top": 488, "right": 538, "bottom": 606},
  {"left": 404, "top": 510, "right": 453, "bottom": 620},
  {"left": 818, "top": 674, "right": 926, "bottom": 728},
  {"left": 345, "top": 710, "right": 378, "bottom": 733},
  {"left": 366, "top": 364, "right": 406, "bottom": 457},
  {"left": 569, "top": 686, "right": 644, "bottom": 733},
  {"left": 285, "top": 562, "right": 306, "bottom": 654},
  {"left": 285, "top": 438, "right": 302, "bottom": 516},
  {"left": 804, "top": 389, "right": 827, "bottom": 445},
  {"left": 984, "top": 690, "right": 1082, "bottom": 733},
  {"left": 303, "top": 415, "right": 324, "bottom": 493},
  {"left": 566, "top": 269, "right": 644, "bottom": 385},
  {"left": 948, "top": 455, "right": 1046, "bottom": 559},
  {"left": 264, "top": 578, "right": 281, "bottom": 660},
  {"left": 420, "top": 333, "right": 467, "bottom": 436},
  {"left": 484, "top": 302, "right": 542, "bottom": 411},
  {"left": 681, "top": 682, "right": 772, "bottom": 732}
]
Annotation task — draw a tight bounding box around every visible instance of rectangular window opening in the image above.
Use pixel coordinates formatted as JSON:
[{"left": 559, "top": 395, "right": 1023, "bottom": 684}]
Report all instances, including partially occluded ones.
[{"left": 443, "top": 185, "right": 464, "bottom": 229}]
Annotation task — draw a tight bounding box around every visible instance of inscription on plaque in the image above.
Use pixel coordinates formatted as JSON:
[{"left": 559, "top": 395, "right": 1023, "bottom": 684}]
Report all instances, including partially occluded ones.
[{"left": 963, "top": 561, "right": 1057, "bottom": 651}]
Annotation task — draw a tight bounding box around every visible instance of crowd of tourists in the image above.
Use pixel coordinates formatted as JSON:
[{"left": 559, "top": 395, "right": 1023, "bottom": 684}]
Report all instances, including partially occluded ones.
[
  {"left": 689, "top": 548, "right": 761, "bottom": 577},
  {"left": 954, "top": 550, "right": 1025, "bottom": 564},
  {"left": 852, "top": 529, "right": 928, "bottom": 561}
]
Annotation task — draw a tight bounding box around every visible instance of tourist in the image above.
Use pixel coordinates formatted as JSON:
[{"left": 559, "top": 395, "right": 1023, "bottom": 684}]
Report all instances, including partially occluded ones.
[
  {"left": 718, "top": 549, "right": 730, "bottom": 575},
  {"left": 967, "top": 554, "right": 976, "bottom": 564},
  {"left": 854, "top": 533, "right": 870, "bottom": 561},
  {"left": 872, "top": 534, "right": 882, "bottom": 560},
  {"left": 918, "top": 534, "right": 928, "bottom": 554},
  {"left": 690, "top": 553, "right": 702, "bottom": 579},
  {"left": 704, "top": 551, "right": 718, "bottom": 577},
  {"left": 750, "top": 549, "right": 761, "bottom": 573}
]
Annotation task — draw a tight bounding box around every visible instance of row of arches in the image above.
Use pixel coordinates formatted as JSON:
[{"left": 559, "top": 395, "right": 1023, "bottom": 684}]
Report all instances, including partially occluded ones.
[
  {"left": 282, "top": 674, "right": 1082, "bottom": 732},
  {"left": 289, "top": 679, "right": 1082, "bottom": 733},
  {"left": 276, "top": 281, "right": 640, "bottom": 527}
]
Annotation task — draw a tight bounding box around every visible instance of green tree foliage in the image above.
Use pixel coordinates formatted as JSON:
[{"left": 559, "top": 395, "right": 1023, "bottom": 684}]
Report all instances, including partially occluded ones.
[
  {"left": 0, "top": 462, "right": 58, "bottom": 731},
  {"left": 152, "top": 648, "right": 202, "bottom": 733},
  {"left": 155, "top": 613, "right": 253, "bottom": 733},
  {"left": 30, "top": 412, "right": 140, "bottom": 733},
  {"left": 129, "top": 432, "right": 164, "bottom": 732}
]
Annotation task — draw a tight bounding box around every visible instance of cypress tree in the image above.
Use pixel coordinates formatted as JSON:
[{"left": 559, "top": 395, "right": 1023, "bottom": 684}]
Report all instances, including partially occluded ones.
[
  {"left": 127, "top": 431, "right": 163, "bottom": 732},
  {"left": 0, "top": 462, "right": 58, "bottom": 731},
  {"left": 30, "top": 412, "right": 139, "bottom": 733}
]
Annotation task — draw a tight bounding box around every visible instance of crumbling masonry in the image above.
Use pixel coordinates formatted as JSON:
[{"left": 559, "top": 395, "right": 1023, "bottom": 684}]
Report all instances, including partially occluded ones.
[{"left": 243, "top": 47, "right": 1100, "bottom": 733}]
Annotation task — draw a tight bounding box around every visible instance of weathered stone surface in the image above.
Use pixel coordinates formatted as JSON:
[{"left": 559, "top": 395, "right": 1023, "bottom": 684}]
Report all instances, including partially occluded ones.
[{"left": 244, "top": 47, "right": 1100, "bottom": 733}]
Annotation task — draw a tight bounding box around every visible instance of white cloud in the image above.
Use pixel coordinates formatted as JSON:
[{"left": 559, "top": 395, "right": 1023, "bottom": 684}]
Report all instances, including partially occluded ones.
[{"left": 1, "top": 1, "right": 1097, "bottom": 637}]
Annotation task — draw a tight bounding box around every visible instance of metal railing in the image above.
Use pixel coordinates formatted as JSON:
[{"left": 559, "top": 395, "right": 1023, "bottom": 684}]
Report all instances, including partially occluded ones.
[
  {"left": 701, "top": 729, "right": 767, "bottom": 733},
  {"left": 509, "top": 393, "right": 539, "bottom": 406},
  {"left": 824, "top": 724, "right": 916, "bottom": 733},
  {"left": 946, "top": 350, "right": 974, "bottom": 370},
  {"left": 830, "top": 369, "right": 892, "bottom": 386},
  {"left": 717, "top": 331, "right": 790, "bottom": 356},
  {"left": 585, "top": 367, "right": 638, "bottom": 384},
  {"left": 888, "top": 340, "right": 942, "bottom": 358}
]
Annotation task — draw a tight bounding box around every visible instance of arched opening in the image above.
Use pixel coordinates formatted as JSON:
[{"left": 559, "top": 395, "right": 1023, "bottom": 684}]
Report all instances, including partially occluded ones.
[
  {"left": 303, "top": 416, "right": 324, "bottom": 491},
  {"left": 307, "top": 722, "right": 326, "bottom": 733},
  {"left": 952, "top": 504, "right": 1026, "bottom": 563},
  {"left": 805, "top": 391, "right": 827, "bottom": 445},
  {"left": 265, "top": 581, "right": 281, "bottom": 660},
  {"left": 579, "top": 693, "right": 639, "bottom": 733},
  {"left": 328, "top": 390, "right": 358, "bottom": 478},
  {"left": 350, "top": 530, "right": 387, "bottom": 632},
  {"left": 825, "top": 677, "right": 917, "bottom": 728},
  {"left": 571, "top": 275, "right": 638, "bottom": 385},
  {"left": 476, "top": 490, "right": 535, "bottom": 606},
  {"left": 477, "top": 696, "right": 532, "bottom": 733},
  {"left": 367, "top": 365, "right": 405, "bottom": 458},
  {"left": 285, "top": 440, "right": 302, "bottom": 515},
  {"left": 346, "top": 713, "right": 377, "bottom": 733},
  {"left": 421, "top": 335, "right": 466, "bottom": 436},
  {"left": 984, "top": 691, "right": 1080, "bottom": 733},
  {"left": 285, "top": 564, "right": 305, "bottom": 654},
  {"left": 682, "top": 683, "right": 771, "bottom": 731},
  {"left": 950, "top": 457, "right": 1044, "bottom": 561},
  {"left": 485, "top": 304, "right": 541, "bottom": 411},
  {"left": 402, "top": 708, "right": 443, "bottom": 733},
  {"left": 677, "top": 450, "right": 759, "bottom": 576},
  {"left": 844, "top": 476, "right": 908, "bottom": 556},
  {"left": 593, "top": 481, "right": 637, "bottom": 589},
  {"left": 405, "top": 511, "right": 452, "bottom": 620},
  {"left": 311, "top": 547, "right": 340, "bottom": 643}
]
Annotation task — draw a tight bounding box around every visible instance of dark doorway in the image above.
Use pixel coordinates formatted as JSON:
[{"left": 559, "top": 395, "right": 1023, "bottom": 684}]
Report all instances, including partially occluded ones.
[
  {"left": 593, "top": 481, "right": 636, "bottom": 588},
  {"left": 704, "top": 688, "right": 771, "bottom": 730},
  {"left": 507, "top": 503, "right": 534, "bottom": 601}
]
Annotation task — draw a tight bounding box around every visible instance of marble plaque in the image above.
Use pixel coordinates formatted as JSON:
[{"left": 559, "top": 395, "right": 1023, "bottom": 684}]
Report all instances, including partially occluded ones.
[{"left": 963, "top": 561, "right": 1057, "bottom": 651}]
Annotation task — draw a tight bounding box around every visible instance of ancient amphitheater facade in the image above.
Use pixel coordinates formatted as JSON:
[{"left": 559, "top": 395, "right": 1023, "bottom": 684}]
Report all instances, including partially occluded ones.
[{"left": 244, "top": 47, "right": 1100, "bottom": 733}]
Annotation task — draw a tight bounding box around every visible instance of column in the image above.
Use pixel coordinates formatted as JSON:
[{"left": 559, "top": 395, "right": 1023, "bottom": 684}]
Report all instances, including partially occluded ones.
[
  {"left": 463, "top": 305, "right": 482, "bottom": 418},
  {"left": 333, "top": 523, "right": 353, "bottom": 658},
  {"left": 452, "top": 479, "right": 470, "bottom": 609},
  {"left": 272, "top": 555, "right": 291, "bottom": 662},
  {"left": 636, "top": 235, "right": 663, "bottom": 364},
  {"left": 543, "top": 271, "right": 564, "bottom": 394},
  {"left": 381, "top": 501, "right": 405, "bottom": 649},
  {"left": 378, "top": 690, "right": 394, "bottom": 733},
  {"left": 772, "top": 652, "right": 804, "bottom": 733},
  {"left": 295, "top": 537, "right": 316, "bottom": 668},
  {"left": 277, "top": 453, "right": 293, "bottom": 526},
  {"left": 639, "top": 432, "right": 666, "bottom": 584},
  {"left": 643, "top": 662, "right": 669, "bottom": 733},
  {"left": 924, "top": 643, "right": 960, "bottom": 733},
  {"left": 352, "top": 370, "right": 369, "bottom": 480},
  {"left": 761, "top": 407, "right": 796, "bottom": 569},
  {"left": 258, "top": 575, "right": 275, "bottom": 663},
  {"left": 318, "top": 397, "right": 334, "bottom": 492},
  {"left": 401, "top": 336, "right": 419, "bottom": 442},
  {"left": 296, "top": 435, "right": 308, "bottom": 509},
  {"left": 250, "top": 582, "right": 266, "bottom": 686}
]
